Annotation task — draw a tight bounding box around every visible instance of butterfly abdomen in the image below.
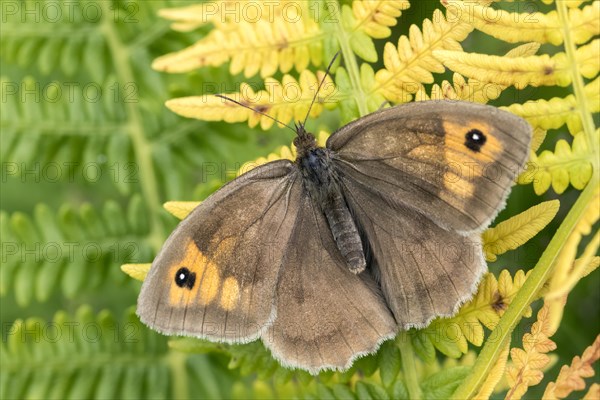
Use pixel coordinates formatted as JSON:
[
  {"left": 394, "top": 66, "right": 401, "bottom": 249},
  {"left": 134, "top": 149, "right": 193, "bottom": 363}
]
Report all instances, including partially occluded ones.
[
  {"left": 299, "top": 147, "right": 366, "bottom": 274},
  {"left": 324, "top": 191, "right": 366, "bottom": 273}
]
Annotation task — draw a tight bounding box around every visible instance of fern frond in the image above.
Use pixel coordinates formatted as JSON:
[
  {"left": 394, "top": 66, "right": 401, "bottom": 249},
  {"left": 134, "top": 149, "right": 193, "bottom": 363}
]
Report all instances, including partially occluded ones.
[
  {"left": 443, "top": 1, "right": 599, "bottom": 46},
  {"left": 505, "top": 304, "right": 557, "bottom": 400},
  {"left": 542, "top": 335, "right": 600, "bottom": 400},
  {"left": 583, "top": 383, "right": 600, "bottom": 400},
  {"left": 352, "top": 0, "right": 410, "bottom": 39},
  {"left": 153, "top": 2, "right": 322, "bottom": 77},
  {"left": 507, "top": 77, "right": 599, "bottom": 133},
  {"left": 544, "top": 185, "right": 599, "bottom": 331},
  {"left": 0, "top": 306, "right": 232, "bottom": 399},
  {"left": 434, "top": 37, "right": 599, "bottom": 89},
  {"left": 416, "top": 43, "right": 541, "bottom": 102},
  {"left": 413, "top": 270, "right": 530, "bottom": 360},
  {"left": 0, "top": 197, "right": 152, "bottom": 306},
  {"left": 482, "top": 200, "right": 560, "bottom": 262},
  {"left": 373, "top": 9, "right": 473, "bottom": 102},
  {"left": 519, "top": 130, "right": 597, "bottom": 194},
  {"left": 530, "top": 127, "right": 549, "bottom": 153},
  {"left": 0, "top": 76, "right": 134, "bottom": 190},
  {"left": 121, "top": 263, "right": 151, "bottom": 281},
  {"left": 547, "top": 231, "right": 599, "bottom": 301},
  {"left": 474, "top": 340, "right": 511, "bottom": 400},
  {"left": 163, "top": 201, "right": 201, "bottom": 220},
  {"left": 165, "top": 70, "right": 335, "bottom": 129},
  {"left": 157, "top": 1, "right": 246, "bottom": 32}
]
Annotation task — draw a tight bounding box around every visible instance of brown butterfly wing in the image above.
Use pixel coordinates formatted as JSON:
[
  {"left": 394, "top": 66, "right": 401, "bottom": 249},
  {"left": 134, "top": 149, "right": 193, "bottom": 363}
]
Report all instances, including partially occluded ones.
[
  {"left": 327, "top": 101, "right": 532, "bottom": 233},
  {"left": 264, "top": 194, "right": 397, "bottom": 374},
  {"left": 137, "top": 160, "right": 302, "bottom": 343},
  {"left": 339, "top": 174, "right": 486, "bottom": 328}
]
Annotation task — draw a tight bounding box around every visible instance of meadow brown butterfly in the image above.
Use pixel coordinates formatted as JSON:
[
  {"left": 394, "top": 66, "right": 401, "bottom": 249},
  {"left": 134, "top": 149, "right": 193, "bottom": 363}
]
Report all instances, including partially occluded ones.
[{"left": 137, "top": 57, "right": 532, "bottom": 374}]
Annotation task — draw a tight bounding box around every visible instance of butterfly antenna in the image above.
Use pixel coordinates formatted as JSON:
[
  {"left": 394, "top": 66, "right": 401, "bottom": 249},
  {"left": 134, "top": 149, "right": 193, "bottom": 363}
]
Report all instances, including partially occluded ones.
[
  {"left": 215, "top": 94, "right": 297, "bottom": 134},
  {"left": 301, "top": 51, "right": 340, "bottom": 127}
]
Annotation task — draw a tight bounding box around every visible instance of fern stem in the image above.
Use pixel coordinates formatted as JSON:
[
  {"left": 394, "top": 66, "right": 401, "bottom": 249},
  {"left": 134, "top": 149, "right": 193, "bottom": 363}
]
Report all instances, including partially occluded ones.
[
  {"left": 398, "top": 332, "right": 422, "bottom": 400},
  {"left": 331, "top": 1, "right": 368, "bottom": 117},
  {"left": 556, "top": 0, "right": 597, "bottom": 158},
  {"left": 452, "top": 177, "right": 599, "bottom": 399},
  {"left": 99, "top": 2, "right": 164, "bottom": 251}
]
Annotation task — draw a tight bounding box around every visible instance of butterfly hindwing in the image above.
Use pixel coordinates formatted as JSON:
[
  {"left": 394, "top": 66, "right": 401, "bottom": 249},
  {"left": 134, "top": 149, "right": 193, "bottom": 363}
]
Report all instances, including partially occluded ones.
[
  {"left": 327, "top": 101, "right": 532, "bottom": 233},
  {"left": 264, "top": 194, "right": 397, "bottom": 374},
  {"left": 340, "top": 175, "right": 486, "bottom": 328},
  {"left": 137, "top": 160, "right": 302, "bottom": 343}
]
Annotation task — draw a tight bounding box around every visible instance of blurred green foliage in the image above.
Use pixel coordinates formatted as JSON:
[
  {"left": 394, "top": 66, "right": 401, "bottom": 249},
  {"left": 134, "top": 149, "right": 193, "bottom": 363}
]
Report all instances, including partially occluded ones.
[{"left": 1, "top": 1, "right": 598, "bottom": 399}]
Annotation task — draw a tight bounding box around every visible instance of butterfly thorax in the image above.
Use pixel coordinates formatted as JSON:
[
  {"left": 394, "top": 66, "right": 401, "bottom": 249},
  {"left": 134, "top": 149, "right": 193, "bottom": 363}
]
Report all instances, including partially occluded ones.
[{"left": 296, "top": 130, "right": 366, "bottom": 274}]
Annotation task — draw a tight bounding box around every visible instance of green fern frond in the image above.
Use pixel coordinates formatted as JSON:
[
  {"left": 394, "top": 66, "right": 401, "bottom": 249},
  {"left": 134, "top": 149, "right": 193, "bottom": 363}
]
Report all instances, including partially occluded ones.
[
  {"left": 0, "top": 196, "right": 152, "bottom": 306},
  {"left": 0, "top": 306, "right": 234, "bottom": 399}
]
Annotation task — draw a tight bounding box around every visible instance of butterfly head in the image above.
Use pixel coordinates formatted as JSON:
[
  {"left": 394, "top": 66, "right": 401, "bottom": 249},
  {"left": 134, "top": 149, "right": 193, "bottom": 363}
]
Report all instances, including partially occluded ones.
[{"left": 293, "top": 122, "right": 318, "bottom": 159}]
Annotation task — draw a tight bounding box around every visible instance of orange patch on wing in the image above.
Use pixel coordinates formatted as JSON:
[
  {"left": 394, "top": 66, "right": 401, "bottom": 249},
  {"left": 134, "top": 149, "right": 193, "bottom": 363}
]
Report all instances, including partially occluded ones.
[
  {"left": 209, "top": 236, "right": 236, "bottom": 265},
  {"left": 168, "top": 239, "right": 221, "bottom": 307},
  {"left": 441, "top": 120, "right": 503, "bottom": 198},
  {"left": 220, "top": 277, "right": 240, "bottom": 311}
]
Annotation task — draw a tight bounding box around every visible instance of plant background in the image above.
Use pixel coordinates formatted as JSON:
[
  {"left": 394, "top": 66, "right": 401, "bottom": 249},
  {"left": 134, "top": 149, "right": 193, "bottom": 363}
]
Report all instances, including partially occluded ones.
[{"left": 1, "top": 0, "right": 598, "bottom": 399}]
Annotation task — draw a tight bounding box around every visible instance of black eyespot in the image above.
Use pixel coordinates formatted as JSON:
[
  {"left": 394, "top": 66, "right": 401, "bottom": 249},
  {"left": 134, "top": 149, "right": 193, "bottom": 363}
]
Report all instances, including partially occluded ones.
[
  {"left": 174, "top": 267, "right": 196, "bottom": 290},
  {"left": 465, "top": 129, "right": 487, "bottom": 152}
]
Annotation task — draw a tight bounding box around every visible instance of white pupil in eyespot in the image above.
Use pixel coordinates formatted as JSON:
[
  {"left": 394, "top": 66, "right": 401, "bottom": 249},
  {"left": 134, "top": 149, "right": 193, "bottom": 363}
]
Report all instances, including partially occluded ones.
[
  {"left": 472, "top": 133, "right": 480, "bottom": 141},
  {"left": 179, "top": 273, "right": 185, "bottom": 280}
]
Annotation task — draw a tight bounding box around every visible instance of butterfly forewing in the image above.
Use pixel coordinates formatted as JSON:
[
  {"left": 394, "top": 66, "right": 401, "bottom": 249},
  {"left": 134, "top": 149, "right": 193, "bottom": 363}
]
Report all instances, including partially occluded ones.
[
  {"left": 137, "top": 160, "right": 302, "bottom": 343},
  {"left": 327, "top": 101, "right": 532, "bottom": 233}
]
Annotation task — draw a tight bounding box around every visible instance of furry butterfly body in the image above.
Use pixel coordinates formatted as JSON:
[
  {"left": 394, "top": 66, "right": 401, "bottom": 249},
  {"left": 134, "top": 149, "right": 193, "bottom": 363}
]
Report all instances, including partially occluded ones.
[{"left": 137, "top": 100, "right": 532, "bottom": 374}]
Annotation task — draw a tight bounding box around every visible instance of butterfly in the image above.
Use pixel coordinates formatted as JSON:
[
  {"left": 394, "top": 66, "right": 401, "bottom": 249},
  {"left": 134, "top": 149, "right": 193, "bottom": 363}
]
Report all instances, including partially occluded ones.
[{"left": 137, "top": 64, "right": 532, "bottom": 374}]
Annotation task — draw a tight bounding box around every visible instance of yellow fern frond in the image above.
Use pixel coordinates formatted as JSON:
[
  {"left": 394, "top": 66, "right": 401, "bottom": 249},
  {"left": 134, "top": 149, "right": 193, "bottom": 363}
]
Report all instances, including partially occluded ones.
[
  {"left": 165, "top": 71, "right": 335, "bottom": 129},
  {"left": 153, "top": 2, "right": 322, "bottom": 77},
  {"left": 474, "top": 340, "right": 511, "bottom": 400},
  {"left": 121, "top": 263, "right": 151, "bottom": 281},
  {"left": 580, "top": 255, "right": 600, "bottom": 277},
  {"left": 545, "top": 187, "right": 600, "bottom": 300},
  {"left": 482, "top": 200, "right": 560, "bottom": 262},
  {"left": 530, "top": 127, "right": 548, "bottom": 153},
  {"left": 519, "top": 130, "right": 597, "bottom": 194},
  {"left": 434, "top": 38, "right": 599, "bottom": 88},
  {"left": 507, "top": 77, "right": 600, "bottom": 133},
  {"left": 583, "top": 383, "right": 600, "bottom": 400},
  {"left": 373, "top": 9, "right": 473, "bottom": 102},
  {"left": 163, "top": 201, "right": 201, "bottom": 220},
  {"left": 443, "top": 1, "right": 599, "bottom": 46},
  {"left": 542, "top": 335, "right": 600, "bottom": 400},
  {"left": 352, "top": 0, "right": 410, "bottom": 39},
  {"left": 548, "top": 232, "right": 599, "bottom": 301},
  {"left": 417, "top": 270, "right": 531, "bottom": 358},
  {"left": 417, "top": 43, "right": 541, "bottom": 103},
  {"left": 505, "top": 304, "right": 557, "bottom": 400},
  {"left": 157, "top": 1, "right": 244, "bottom": 31},
  {"left": 543, "top": 186, "right": 599, "bottom": 332}
]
